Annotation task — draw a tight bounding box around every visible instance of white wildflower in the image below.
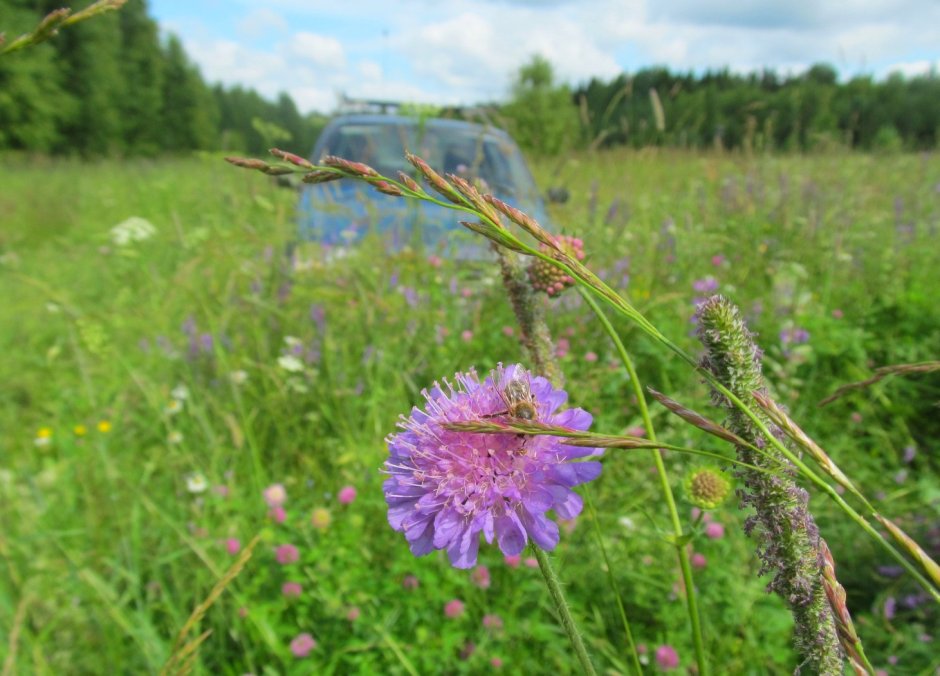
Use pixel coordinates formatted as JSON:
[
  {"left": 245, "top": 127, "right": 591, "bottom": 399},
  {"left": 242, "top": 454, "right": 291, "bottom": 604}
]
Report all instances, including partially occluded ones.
[
  {"left": 185, "top": 472, "right": 208, "bottom": 494},
  {"left": 110, "top": 217, "right": 157, "bottom": 247},
  {"left": 278, "top": 354, "right": 304, "bottom": 373}
]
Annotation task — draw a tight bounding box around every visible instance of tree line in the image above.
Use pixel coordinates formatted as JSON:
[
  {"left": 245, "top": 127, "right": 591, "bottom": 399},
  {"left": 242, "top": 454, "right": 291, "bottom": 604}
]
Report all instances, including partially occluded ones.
[
  {"left": 0, "top": 0, "right": 325, "bottom": 156},
  {"left": 501, "top": 56, "right": 939, "bottom": 155}
]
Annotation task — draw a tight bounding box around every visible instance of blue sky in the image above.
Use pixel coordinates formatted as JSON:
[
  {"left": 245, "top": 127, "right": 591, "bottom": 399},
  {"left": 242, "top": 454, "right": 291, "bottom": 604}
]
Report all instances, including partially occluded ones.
[{"left": 149, "top": 0, "right": 940, "bottom": 114}]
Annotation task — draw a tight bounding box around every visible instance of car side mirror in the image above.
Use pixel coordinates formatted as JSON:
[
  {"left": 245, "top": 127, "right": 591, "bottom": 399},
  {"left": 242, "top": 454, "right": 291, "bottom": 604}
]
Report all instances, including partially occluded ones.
[{"left": 546, "top": 186, "right": 569, "bottom": 204}]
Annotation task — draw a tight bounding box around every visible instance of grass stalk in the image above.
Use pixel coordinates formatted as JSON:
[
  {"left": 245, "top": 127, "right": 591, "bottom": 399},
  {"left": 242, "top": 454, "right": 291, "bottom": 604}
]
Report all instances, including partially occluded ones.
[{"left": 578, "top": 287, "right": 708, "bottom": 675}]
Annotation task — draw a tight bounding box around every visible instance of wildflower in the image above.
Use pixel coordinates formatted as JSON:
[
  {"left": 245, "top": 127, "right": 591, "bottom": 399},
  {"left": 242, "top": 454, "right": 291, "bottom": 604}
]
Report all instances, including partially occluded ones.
[
  {"left": 504, "top": 554, "right": 521, "bottom": 568},
  {"left": 655, "top": 644, "right": 679, "bottom": 670},
  {"left": 275, "top": 544, "right": 299, "bottom": 565},
  {"left": 483, "top": 614, "right": 503, "bottom": 630},
  {"left": 711, "top": 254, "right": 725, "bottom": 267},
  {"left": 263, "top": 484, "right": 287, "bottom": 508},
  {"left": 229, "top": 370, "right": 249, "bottom": 385},
  {"left": 584, "top": 351, "right": 598, "bottom": 362},
  {"left": 704, "top": 522, "right": 725, "bottom": 540},
  {"left": 428, "top": 254, "right": 443, "bottom": 268},
  {"left": 402, "top": 575, "right": 419, "bottom": 590},
  {"left": 902, "top": 445, "right": 917, "bottom": 463},
  {"left": 73, "top": 424, "right": 87, "bottom": 436},
  {"left": 883, "top": 596, "right": 896, "bottom": 619},
  {"left": 185, "top": 472, "right": 208, "bottom": 494},
  {"left": 444, "top": 599, "right": 465, "bottom": 618},
  {"left": 461, "top": 329, "right": 473, "bottom": 342},
  {"left": 167, "top": 431, "right": 183, "bottom": 445},
  {"left": 282, "top": 581, "right": 303, "bottom": 598},
  {"left": 97, "top": 420, "right": 112, "bottom": 433},
  {"left": 780, "top": 327, "right": 810, "bottom": 346},
  {"left": 684, "top": 467, "right": 731, "bottom": 510},
  {"left": 278, "top": 355, "right": 304, "bottom": 372},
  {"left": 34, "top": 427, "right": 53, "bottom": 447},
  {"left": 471, "top": 565, "right": 491, "bottom": 589},
  {"left": 214, "top": 485, "right": 230, "bottom": 498},
  {"left": 269, "top": 506, "right": 287, "bottom": 524},
  {"left": 831, "top": 309, "right": 844, "bottom": 319},
  {"left": 523, "top": 557, "right": 538, "bottom": 569},
  {"left": 459, "top": 641, "right": 475, "bottom": 660},
  {"left": 311, "top": 507, "right": 331, "bottom": 530},
  {"left": 491, "top": 657, "right": 504, "bottom": 668},
  {"left": 527, "top": 235, "right": 585, "bottom": 296},
  {"left": 289, "top": 632, "right": 317, "bottom": 658},
  {"left": 502, "top": 326, "right": 514, "bottom": 337},
  {"left": 384, "top": 364, "right": 601, "bottom": 568},
  {"left": 850, "top": 412, "right": 863, "bottom": 424},
  {"left": 346, "top": 606, "right": 361, "bottom": 621},
  {"left": 110, "top": 216, "right": 156, "bottom": 246},
  {"left": 171, "top": 384, "right": 190, "bottom": 401},
  {"left": 165, "top": 399, "right": 183, "bottom": 416},
  {"left": 691, "top": 552, "right": 707, "bottom": 569},
  {"left": 225, "top": 538, "right": 241, "bottom": 555},
  {"left": 618, "top": 516, "right": 636, "bottom": 531},
  {"left": 692, "top": 276, "right": 719, "bottom": 294},
  {"left": 338, "top": 485, "right": 357, "bottom": 505}
]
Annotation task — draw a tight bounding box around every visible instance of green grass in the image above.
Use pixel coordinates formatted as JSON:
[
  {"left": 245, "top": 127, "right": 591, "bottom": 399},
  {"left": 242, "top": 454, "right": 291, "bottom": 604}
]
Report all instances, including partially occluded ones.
[{"left": 1, "top": 149, "right": 937, "bottom": 674}]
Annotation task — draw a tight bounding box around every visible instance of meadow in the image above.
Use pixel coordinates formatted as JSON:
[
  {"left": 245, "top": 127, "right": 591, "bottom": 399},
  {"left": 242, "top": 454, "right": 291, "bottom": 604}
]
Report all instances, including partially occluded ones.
[{"left": 1, "top": 148, "right": 938, "bottom": 674}]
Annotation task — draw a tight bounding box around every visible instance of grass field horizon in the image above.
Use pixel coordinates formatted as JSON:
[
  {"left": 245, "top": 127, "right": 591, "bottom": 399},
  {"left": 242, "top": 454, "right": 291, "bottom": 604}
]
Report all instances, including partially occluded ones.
[{"left": 1, "top": 147, "right": 938, "bottom": 674}]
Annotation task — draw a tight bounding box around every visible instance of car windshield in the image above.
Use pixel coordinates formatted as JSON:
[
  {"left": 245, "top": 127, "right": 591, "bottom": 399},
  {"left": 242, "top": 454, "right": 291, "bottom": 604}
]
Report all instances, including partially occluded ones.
[{"left": 319, "top": 122, "right": 535, "bottom": 198}]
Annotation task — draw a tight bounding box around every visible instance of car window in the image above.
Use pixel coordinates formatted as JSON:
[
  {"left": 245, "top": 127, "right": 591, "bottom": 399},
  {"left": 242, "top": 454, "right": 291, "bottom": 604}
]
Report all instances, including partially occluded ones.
[{"left": 319, "top": 122, "right": 537, "bottom": 199}]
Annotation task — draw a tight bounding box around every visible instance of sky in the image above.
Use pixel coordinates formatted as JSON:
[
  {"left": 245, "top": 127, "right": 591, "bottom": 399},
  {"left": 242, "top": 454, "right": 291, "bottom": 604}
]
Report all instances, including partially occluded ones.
[{"left": 149, "top": 0, "right": 940, "bottom": 114}]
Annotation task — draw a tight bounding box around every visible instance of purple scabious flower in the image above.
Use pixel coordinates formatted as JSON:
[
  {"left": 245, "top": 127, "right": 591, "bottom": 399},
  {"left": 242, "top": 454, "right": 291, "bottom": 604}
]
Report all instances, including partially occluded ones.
[{"left": 383, "top": 363, "right": 602, "bottom": 568}]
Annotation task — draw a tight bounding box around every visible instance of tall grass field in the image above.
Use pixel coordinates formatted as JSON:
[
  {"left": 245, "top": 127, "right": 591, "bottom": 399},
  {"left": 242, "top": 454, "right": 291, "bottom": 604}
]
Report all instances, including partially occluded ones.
[{"left": 1, "top": 149, "right": 938, "bottom": 674}]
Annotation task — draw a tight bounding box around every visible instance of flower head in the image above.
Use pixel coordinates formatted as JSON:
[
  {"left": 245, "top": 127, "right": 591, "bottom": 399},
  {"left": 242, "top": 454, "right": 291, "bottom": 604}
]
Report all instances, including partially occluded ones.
[
  {"left": 311, "top": 507, "right": 331, "bottom": 530},
  {"left": 471, "top": 565, "right": 491, "bottom": 589},
  {"left": 275, "top": 543, "right": 299, "bottom": 565},
  {"left": 684, "top": 467, "right": 731, "bottom": 510},
  {"left": 185, "top": 472, "right": 208, "bottom": 494},
  {"left": 444, "top": 599, "right": 465, "bottom": 618},
  {"left": 282, "top": 581, "right": 303, "bottom": 598},
  {"left": 289, "top": 632, "right": 316, "bottom": 658},
  {"left": 384, "top": 364, "right": 601, "bottom": 568},
  {"left": 655, "top": 644, "right": 680, "bottom": 670},
  {"left": 704, "top": 521, "right": 725, "bottom": 540},
  {"left": 338, "top": 485, "right": 357, "bottom": 505},
  {"left": 527, "top": 235, "right": 585, "bottom": 296},
  {"left": 263, "top": 484, "right": 287, "bottom": 508}
]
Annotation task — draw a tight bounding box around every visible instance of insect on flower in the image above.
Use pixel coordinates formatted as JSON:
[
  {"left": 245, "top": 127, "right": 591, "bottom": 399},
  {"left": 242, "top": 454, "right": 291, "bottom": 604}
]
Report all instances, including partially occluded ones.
[
  {"left": 383, "top": 363, "right": 602, "bottom": 568},
  {"left": 487, "top": 370, "right": 539, "bottom": 455}
]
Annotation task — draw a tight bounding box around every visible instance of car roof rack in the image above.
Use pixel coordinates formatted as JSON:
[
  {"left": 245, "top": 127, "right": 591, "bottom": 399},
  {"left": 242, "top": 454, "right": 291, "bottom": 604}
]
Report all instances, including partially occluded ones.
[{"left": 337, "top": 94, "right": 403, "bottom": 115}]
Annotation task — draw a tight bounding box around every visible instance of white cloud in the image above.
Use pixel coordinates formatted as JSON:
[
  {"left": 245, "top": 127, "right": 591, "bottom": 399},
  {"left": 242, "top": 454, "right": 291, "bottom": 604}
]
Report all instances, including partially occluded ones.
[
  {"left": 157, "top": 0, "right": 940, "bottom": 114},
  {"left": 236, "top": 8, "right": 289, "bottom": 39},
  {"left": 289, "top": 32, "right": 346, "bottom": 69}
]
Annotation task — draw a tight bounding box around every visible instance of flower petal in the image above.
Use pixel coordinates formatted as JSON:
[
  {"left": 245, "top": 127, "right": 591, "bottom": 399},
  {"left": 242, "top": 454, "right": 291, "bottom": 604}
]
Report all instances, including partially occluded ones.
[
  {"left": 521, "top": 509, "right": 560, "bottom": 551},
  {"left": 495, "top": 511, "right": 528, "bottom": 556}
]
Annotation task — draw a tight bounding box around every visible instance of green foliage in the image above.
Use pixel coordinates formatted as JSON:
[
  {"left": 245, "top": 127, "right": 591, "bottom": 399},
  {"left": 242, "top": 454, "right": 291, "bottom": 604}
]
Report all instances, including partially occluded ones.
[
  {"left": 0, "top": 150, "right": 938, "bottom": 672},
  {"left": 502, "top": 55, "right": 582, "bottom": 156},
  {"left": 575, "top": 65, "right": 940, "bottom": 151},
  {"left": 0, "top": 0, "right": 321, "bottom": 157}
]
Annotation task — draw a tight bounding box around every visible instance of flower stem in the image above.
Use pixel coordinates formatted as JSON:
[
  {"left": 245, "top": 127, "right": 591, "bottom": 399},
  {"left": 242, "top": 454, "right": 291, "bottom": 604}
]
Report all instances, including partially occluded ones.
[
  {"left": 533, "top": 547, "right": 598, "bottom": 676},
  {"left": 579, "top": 287, "right": 709, "bottom": 676}
]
